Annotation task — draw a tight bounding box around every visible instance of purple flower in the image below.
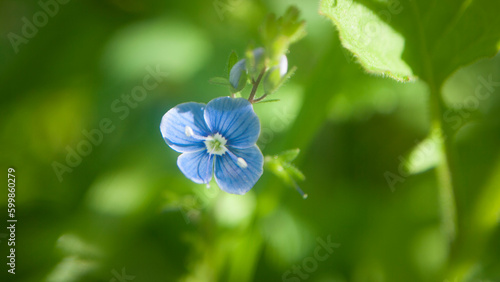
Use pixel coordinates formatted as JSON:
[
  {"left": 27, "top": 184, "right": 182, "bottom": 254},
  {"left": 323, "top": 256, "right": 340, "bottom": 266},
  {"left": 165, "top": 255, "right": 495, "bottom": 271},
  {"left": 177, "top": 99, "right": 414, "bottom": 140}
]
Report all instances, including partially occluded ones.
[{"left": 160, "top": 97, "right": 263, "bottom": 194}]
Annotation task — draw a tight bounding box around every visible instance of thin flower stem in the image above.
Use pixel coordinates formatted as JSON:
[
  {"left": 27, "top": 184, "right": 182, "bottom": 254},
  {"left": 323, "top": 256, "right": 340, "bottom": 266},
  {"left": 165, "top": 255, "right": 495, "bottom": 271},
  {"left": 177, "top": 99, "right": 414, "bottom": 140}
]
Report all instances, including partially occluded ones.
[
  {"left": 248, "top": 69, "right": 266, "bottom": 103},
  {"left": 290, "top": 178, "right": 308, "bottom": 199},
  {"left": 253, "top": 94, "right": 268, "bottom": 103}
]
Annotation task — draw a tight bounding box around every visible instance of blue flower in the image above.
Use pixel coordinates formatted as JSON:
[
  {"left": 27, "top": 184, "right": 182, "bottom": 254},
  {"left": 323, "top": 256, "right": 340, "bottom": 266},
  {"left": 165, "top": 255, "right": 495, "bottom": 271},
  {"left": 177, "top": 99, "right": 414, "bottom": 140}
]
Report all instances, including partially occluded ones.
[{"left": 160, "top": 97, "right": 264, "bottom": 195}]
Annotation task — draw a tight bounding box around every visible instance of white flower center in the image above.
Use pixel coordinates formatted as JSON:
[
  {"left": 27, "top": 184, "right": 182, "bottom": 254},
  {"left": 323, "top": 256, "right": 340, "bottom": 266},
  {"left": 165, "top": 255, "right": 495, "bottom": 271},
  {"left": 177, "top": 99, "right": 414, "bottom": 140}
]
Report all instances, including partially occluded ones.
[
  {"left": 184, "top": 126, "right": 247, "bottom": 168},
  {"left": 205, "top": 133, "right": 228, "bottom": 155}
]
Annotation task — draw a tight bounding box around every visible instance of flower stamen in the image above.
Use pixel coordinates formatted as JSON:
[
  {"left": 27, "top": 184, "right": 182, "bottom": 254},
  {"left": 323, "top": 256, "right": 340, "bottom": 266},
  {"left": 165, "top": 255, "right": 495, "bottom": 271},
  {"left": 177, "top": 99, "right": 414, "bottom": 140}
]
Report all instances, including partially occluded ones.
[
  {"left": 225, "top": 150, "right": 248, "bottom": 169},
  {"left": 185, "top": 126, "right": 194, "bottom": 137},
  {"left": 185, "top": 126, "right": 208, "bottom": 141},
  {"left": 237, "top": 157, "right": 248, "bottom": 169},
  {"left": 205, "top": 133, "right": 227, "bottom": 155}
]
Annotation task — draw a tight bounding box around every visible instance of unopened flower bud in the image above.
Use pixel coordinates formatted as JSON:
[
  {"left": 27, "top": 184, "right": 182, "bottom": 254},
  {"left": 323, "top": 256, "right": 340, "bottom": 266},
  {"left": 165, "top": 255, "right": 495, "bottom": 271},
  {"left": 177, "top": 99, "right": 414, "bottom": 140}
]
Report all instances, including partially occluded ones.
[{"left": 263, "top": 55, "right": 288, "bottom": 94}]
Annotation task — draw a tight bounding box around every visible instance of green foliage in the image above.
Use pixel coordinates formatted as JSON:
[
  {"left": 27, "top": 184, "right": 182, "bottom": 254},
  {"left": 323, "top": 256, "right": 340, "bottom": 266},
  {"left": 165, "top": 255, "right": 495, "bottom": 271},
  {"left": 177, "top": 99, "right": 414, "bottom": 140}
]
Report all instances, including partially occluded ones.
[
  {"left": 227, "top": 50, "right": 239, "bottom": 77},
  {"left": 320, "top": 0, "right": 500, "bottom": 84},
  {"left": 209, "top": 76, "right": 231, "bottom": 86},
  {"left": 261, "top": 6, "right": 306, "bottom": 63},
  {"left": 244, "top": 44, "right": 263, "bottom": 81},
  {"left": 274, "top": 148, "right": 300, "bottom": 163},
  {"left": 3, "top": 1, "right": 500, "bottom": 282},
  {"left": 320, "top": 0, "right": 413, "bottom": 81},
  {"left": 264, "top": 66, "right": 297, "bottom": 96},
  {"left": 321, "top": 0, "right": 500, "bottom": 280},
  {"left": 213, "top": 51, "right": 245, "bottom": 93},
  {"left": 253, "top": 98, "right": 280, "bottom": 104},
  {"left": 263, "top": 66, "right": 282, "bottom": 94},
  {"left": 265, "top": 149, "right": 306, "bottom": 197}
]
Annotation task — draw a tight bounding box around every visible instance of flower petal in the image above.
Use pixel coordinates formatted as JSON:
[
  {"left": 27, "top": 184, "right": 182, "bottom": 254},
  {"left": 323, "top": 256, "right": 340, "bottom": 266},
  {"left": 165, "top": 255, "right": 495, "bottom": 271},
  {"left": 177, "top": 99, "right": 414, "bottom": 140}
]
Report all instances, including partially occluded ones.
[
  {"left": 214, "top": 145, "right": 263, "bottom": 195},
  {"left": 160, "top": 102, "right": 210, "bottom": 152},
  {"left": 279, "top": 55, "right": 288, "bottom": 77},
  {"left": 177, "top": 150, "right": 213, "bottom": 184},
  {"left": 229, "top": 59, "right": 246, "bottom": 89},
  {"left": 204, "top": 97, "right": 260, "bottom": 149}
]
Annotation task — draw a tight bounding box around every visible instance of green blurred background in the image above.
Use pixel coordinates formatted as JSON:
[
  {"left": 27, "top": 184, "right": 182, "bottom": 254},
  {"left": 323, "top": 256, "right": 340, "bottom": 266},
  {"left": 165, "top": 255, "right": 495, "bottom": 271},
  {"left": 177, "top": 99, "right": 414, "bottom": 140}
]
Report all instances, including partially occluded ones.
[{"left": 1, "top": 0, "right": 500, "bottom": 281}]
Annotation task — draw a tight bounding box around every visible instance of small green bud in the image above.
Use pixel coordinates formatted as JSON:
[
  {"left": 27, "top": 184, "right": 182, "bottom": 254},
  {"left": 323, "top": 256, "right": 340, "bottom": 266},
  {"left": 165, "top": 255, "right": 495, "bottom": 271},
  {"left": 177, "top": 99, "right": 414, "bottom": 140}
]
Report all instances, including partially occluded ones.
[
  {"left": 229, "top": 48, "right": 267, "bottom": 91},
  {"left": 263, "top": 55, "right": 288, "bottom": 94},
  {"left": 229, "top": 59, "right": 247, "bottom": 92}
]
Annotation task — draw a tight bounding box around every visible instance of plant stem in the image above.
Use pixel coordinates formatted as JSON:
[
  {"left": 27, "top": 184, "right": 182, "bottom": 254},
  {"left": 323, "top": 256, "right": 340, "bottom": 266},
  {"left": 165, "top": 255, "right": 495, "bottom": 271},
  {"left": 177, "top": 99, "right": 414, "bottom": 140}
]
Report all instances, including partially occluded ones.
[
  {"left": 253, "top": 94, "right": 268, "bottom": 103},
  {"left": 411, "top": 0, "right": 457, "bottom": 243},
  {"left": 429, "top": 84, "right": 457, "bottom": 242},
  {"left": 248, "top": 69, "right": 266, "bottom": 103}
]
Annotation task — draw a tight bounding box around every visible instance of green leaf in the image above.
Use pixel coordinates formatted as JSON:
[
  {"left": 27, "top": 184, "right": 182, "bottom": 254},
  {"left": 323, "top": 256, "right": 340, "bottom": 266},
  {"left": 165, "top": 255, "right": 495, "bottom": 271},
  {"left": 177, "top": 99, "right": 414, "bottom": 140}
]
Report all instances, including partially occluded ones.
[
  {"left": 265, "top": 66, "right": 297, "bottom": 95},
  {"left": 264, "top": 149, "right": 305, "bottom": 190},
  {"left": 321, "top": 0, "right": 500, "bottom": 262},
  {"left": 320, "top": 0, "right": 500, "bottom": 84},
  {"left": 277, "top": 148, "right": 300, "bottom": 163},
  {"left": 261, "top": 6, "right": 306, "bottom": 62},
  {"left": 281, "top": 6, "right": 307, "bottom": 45},
  {"left": 320, "top": 0, "right": 413, "bottom": 82},
  {"left": 404, "top": 130, "right": 442, "bottom": 175},
  {"left": 254, "top": 98, "right": 280, "bottom": 104},
  {"left": 227, "top": 50, "right": 238, "bottom": 78},
  {"left": 283, "top": 163, "right": 305, "bottom": 182},
  {"left": 208, "top": 77, "right": 231, "bottom": 86},
  {"left": 263, "top": 67, "right": 282, "bottom": 94}
]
